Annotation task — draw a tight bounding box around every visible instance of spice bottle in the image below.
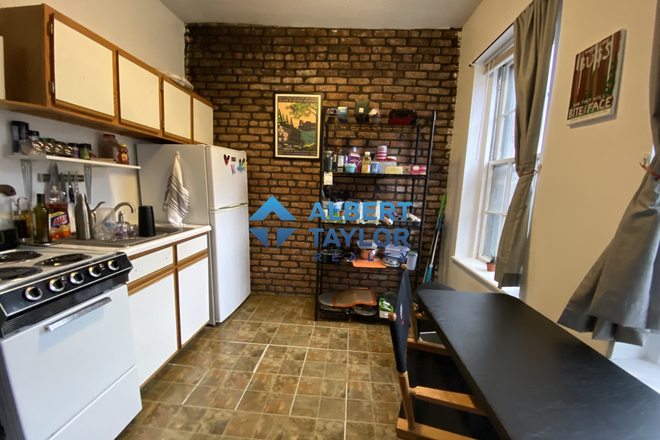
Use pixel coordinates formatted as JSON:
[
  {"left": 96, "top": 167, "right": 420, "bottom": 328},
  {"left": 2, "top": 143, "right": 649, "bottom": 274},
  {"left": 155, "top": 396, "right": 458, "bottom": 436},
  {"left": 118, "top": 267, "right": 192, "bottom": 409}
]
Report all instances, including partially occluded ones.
[
  {"left": 33, "top": 194, "right": 51, "bottom": 244},
  {"left": 361, "top": 151, "right": 372, "bottom": 173},
  {"left": 333, "top": 147, "right": 346, "bottom": 172}
]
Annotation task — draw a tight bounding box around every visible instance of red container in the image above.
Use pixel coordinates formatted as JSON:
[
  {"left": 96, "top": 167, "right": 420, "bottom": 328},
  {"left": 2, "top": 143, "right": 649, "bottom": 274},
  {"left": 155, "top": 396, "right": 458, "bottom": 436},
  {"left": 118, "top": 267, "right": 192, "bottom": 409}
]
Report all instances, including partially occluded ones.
[{"left": 411, "top": 165, "right": 427, "bottom": 175}]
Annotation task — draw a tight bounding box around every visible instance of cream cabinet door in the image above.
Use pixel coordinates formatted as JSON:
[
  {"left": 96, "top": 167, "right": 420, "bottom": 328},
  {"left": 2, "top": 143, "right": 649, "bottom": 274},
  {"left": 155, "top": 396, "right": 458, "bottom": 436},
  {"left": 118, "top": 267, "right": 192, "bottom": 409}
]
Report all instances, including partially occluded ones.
[
  {"left": 118, "top": 54, "right": 160, "bottom": 131},
  {"left": 52, "top": 18, "right": 115, "bottom": 118},
  {"left": 128, "top": 274, "right": 178, "bottom": 385},
  {"left": 178, "top": 257, "right": 210, "bottom": 345},
  {"left": 163, "top": 80, "right": 191, "bottom": 141},
  {"left": 193, "top": 97, "right": 214, "bottom": 145}
]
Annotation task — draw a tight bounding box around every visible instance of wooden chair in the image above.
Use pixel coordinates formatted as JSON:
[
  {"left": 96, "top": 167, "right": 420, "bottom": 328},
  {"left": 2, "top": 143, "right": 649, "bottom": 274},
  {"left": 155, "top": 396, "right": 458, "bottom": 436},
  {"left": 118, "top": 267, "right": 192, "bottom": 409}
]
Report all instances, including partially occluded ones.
[
  {"left": 388, "top": 271, "right": 500, "bottom": 440},
  {"left": 412, "top": 282, "right": 456, "bottom": 346}
]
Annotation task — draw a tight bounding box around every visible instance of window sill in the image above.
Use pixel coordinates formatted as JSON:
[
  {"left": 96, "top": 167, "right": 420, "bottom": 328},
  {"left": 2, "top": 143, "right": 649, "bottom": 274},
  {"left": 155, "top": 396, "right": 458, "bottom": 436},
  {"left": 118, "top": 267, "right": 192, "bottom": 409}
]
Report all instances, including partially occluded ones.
[{"left": 451, "top": 256, "right": 520, "bottom": 298}]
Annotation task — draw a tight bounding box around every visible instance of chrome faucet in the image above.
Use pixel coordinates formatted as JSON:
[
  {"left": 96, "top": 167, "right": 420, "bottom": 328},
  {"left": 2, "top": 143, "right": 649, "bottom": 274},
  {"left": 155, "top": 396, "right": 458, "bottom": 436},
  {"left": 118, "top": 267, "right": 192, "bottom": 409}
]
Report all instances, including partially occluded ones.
[
  {"left": 113, "top": 202, "right": 136, "bottom": 223},
  {"left": 113, "top": 202, "right": 136, "bottom": 214}
]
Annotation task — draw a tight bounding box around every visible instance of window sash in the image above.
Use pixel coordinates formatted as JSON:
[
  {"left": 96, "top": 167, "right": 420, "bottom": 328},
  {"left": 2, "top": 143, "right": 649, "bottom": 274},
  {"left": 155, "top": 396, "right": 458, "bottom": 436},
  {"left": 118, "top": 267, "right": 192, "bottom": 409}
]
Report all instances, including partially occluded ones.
[{"left": 478, "top": 158, "right": 516, "bottom": 261}]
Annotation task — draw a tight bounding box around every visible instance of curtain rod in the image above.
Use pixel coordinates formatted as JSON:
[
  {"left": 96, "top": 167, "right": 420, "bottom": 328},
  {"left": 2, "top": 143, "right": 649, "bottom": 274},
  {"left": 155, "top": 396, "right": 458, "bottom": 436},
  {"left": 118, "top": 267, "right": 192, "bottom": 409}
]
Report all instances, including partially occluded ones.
[{"left": 469, "top": 24, "right": 514, "bottom": 67}]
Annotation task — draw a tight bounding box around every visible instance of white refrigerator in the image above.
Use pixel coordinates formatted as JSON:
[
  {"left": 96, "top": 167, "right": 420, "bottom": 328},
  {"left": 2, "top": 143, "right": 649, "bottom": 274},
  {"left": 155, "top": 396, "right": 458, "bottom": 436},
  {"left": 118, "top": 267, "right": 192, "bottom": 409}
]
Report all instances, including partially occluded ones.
[{"left": 137, "top": 144, "right": 250, "bottom": 323}]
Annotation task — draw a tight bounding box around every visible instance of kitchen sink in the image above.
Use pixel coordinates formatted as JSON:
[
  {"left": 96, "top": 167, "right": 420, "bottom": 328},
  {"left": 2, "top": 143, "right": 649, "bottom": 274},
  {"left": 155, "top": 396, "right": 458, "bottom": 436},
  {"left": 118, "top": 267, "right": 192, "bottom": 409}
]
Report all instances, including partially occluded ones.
[{"left": 58, "top": 226, "right": 194, "bottom": 248}]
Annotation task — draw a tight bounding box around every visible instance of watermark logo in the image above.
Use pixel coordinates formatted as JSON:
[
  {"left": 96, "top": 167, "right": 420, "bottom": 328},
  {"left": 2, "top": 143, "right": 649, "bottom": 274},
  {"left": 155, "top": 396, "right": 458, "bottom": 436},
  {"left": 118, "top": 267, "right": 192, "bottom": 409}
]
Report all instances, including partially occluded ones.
[{"left": 248, "top": 196, "right": 298, "bottom": 248}]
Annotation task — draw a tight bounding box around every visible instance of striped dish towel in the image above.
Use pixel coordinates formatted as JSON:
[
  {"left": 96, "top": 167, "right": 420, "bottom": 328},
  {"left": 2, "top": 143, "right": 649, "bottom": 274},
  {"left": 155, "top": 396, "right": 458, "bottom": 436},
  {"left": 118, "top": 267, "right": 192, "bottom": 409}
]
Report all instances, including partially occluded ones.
[{"left": 163, "top": 151, "right": 190, "bottom": 227}]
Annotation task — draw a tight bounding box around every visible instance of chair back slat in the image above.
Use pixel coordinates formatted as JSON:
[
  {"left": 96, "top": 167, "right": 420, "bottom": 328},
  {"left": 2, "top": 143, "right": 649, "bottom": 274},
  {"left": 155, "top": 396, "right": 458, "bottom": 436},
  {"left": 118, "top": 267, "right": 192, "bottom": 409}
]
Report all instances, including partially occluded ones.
[{"left": 389, "top": 270, "right": 413, "bottom": 374}]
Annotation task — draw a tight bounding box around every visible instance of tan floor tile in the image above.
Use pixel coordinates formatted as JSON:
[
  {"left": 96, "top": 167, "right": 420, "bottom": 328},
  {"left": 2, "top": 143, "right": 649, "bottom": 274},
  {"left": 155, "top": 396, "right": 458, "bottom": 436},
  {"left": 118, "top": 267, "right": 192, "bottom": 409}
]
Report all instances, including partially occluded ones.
[
  {"left": 223, "top": 371, "right": 253, "bottom": 390},
  {"left": 369, "top": 366, "right": 396, "bottom": 384},
  {"left": 231, "top": 356, "right": 260, "bottom": 372},
  {"left": 263, "top": 346, "right": 288, "bottom": 359},
  {"left": 167, "top": 406, "right": 208, "bottom": 432},
  {"left": 247, "top": 373, "right": 277, "bottom": 392},
  {"left": 321, "top": 379, "right": 346, "bottom": 398},
  {"left": 373, "top": 401, "right": 400, "bottom": 424},
  {"left": 271, "top": 334, "right": 293, "bottom": 345},
  {"left": 159, "top": 383, "right": 195, "bottom": 405},
  {"left": 223, "top": 411, "right": 261, "bottom": 437},
  {"left": 272, "top": 375, "right": 299, "bottom": 394},
  {"left": 253, "top": 414, "right": 288, "bottom": 439},
  {"left": 297, "top": 377, "right": 323, "bottom": 396},
  {"left": 199, "top": 369, "right": 229, "bottom": 387},
  {"left": 318, "top": 397, "right": 345, "bottom": 420},
  {"left": 324, "top": 363, "right": 347, "bottom": 380},
  {"left": 348, "top": 352, "right": 370, "bottom": 365},
  {"left": 210, "top": 389, "right": 243, "bottom": 410},
  {"left": 301, "top": 361, "right": 325, "bottom": 378},
  {"left": 185, "top": 386, "right": 219, "bottom": 407},
  {"left": 373, "top": 423, "right": 398, "bottom": 440},
  {"left": 210, "top": 354, "right": 238, "bottom": 371},
  {"left": 326, "top": 351, "right": 347, "bottom": 364},
  {"left": 314, "top": 419, "right": 345, "bottom": 440},
  {"left": 346, "top": 400, "right": 374, "bottom": 423},
  {"left": 140, "top": 380, "right": 172, "bottom": 402},
  {"left": 349, "top": 340, "right": 369, "bottom": 352},
  {"left": 263, "top": 393, "right": 295, "bottom": 415},
  {"left": 189, "top": 352, "right": 220, "bottom": 368},
  {"left": 133, "top": 400, "right": 158, "bottom": 425},
  {"left": 347, "top": 381, "right": 372, "bottom": 401},
  {"left": 257, "top": 358, "right": 284, "bottom": 374},
  {"left": 142, "top": 402, "right": 182, "bottom": 428},
  {"left": 284, "top": 416, "right": 317, "bottom": 440},
  {"left": 280, "top": 359, "right": 304, "bottom": 376},
  {"left": 346, "top": 422, "right": 375, "bottom": 439},
  {"left": 157, "top": 365, "right": 207, "bottom": 385},
  {"left": 371, "top": 383, "right": 400, "bottom": 402},
  {"left": 291, "top": 395, "right": 320, "bottom": 418},
  {"left": 285, "top": 347, "right": 308, "bottom": 361},
  {"left": 243, "top": 344, "right": 268, "bottom": 357},
  {"left": 306, "top": 348, "right": 329, "bottom": 362},
  {"left": 348, "top": 365, "right": 371, "bottom": 381},
  {"left": 197, "top": 408, "right": 233, "bottom": 436},
  {"left": 236, "top": 391, "right": 269, "bottom": 412}
]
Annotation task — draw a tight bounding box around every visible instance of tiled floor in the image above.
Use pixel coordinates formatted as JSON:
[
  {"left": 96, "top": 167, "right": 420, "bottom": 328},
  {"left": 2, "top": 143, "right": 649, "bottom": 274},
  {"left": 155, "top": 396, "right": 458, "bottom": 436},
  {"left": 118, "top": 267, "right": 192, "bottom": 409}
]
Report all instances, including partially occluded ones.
[{"left": 118, "top": 295, "right": 401, "bottom": 439}]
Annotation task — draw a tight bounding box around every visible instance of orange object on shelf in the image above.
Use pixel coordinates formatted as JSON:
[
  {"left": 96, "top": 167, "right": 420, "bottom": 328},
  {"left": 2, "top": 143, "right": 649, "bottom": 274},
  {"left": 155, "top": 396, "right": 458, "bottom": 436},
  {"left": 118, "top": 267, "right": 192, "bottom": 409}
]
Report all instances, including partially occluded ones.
[{"left": 351, "top": 257, "right": 386, "bottom": 269}]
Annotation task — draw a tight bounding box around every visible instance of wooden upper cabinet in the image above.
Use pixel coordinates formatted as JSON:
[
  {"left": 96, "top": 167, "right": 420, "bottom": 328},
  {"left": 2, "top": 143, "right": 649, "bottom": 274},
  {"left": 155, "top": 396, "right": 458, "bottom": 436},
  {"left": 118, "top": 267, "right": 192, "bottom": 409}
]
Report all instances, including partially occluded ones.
[
  {"left": 0, "top": 4, "right": 214, "bottom": 144},
  {"left": 162, "top": 78, "right": 191, "bottom": 142},
  {"left": 51, "top": 14, "right": 116, "bottom": 119},
  {"left": 118, "top": 52, "right": 161, "bottom": 133},
  {"left": 193, "top": 96, "right": 214, "bottom": 145}
]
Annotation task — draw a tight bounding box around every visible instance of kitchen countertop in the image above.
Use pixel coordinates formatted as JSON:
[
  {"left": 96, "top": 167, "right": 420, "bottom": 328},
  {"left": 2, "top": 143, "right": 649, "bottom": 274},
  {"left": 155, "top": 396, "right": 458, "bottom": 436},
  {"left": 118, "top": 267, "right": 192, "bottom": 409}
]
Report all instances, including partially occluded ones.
[{"left": 54, "top": 224, "right": 211, "bottom": 258}]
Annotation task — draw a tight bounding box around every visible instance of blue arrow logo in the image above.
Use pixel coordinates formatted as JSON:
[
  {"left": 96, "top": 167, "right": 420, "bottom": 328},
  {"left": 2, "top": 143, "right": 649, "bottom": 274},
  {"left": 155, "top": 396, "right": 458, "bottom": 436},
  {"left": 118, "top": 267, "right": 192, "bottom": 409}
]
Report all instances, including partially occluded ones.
[{"left": 249, "top": 196, "right": 297, "bottom": 248}]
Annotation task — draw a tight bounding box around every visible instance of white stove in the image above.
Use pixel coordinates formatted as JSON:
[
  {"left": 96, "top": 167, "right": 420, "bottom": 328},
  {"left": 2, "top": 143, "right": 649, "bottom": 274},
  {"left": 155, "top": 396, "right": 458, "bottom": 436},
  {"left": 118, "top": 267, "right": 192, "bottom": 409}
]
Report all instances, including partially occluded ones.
[{"left": 0, "top": 246, "right": 141, "bottom": 440}]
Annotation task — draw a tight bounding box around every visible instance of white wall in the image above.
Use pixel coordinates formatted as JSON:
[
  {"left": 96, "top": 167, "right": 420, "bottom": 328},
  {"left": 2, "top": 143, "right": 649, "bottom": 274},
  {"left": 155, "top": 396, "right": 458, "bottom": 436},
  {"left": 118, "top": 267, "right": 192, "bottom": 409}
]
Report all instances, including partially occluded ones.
[
  {"left": 0, "top": 0, "right": 185, "bottom": 224},
  {"left": 442, "top": 0, "right": 658, "bottom": 354}
]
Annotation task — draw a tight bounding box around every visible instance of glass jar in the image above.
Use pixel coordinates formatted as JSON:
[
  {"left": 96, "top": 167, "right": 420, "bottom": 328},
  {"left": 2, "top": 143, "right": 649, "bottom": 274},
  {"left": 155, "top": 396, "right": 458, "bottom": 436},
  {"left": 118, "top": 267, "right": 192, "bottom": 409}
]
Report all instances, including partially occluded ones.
[{"left": 99, "top": 134, "right": 119, "bottom": 161}]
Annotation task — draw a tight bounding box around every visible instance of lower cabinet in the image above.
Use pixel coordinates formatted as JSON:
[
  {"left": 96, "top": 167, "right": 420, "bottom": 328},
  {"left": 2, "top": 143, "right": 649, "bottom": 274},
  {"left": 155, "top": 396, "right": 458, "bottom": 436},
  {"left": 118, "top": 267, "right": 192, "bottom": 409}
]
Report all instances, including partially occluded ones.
[
  {"left": 128, "top": 273, "right": 178, "bottom": 385},
  {"left": 178, "top": 257, "right": 211, "bottom": 346},
  {"left": 127, "top": 233, "right": 211, "bottom": 386}
]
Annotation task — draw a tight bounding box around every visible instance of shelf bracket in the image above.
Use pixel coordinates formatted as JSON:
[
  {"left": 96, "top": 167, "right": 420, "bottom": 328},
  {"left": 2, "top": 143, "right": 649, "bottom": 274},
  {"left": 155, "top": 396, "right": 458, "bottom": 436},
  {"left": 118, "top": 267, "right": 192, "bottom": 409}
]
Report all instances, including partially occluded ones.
[{"left": 84, "top": 165, "right": 92, "bottom": 202}]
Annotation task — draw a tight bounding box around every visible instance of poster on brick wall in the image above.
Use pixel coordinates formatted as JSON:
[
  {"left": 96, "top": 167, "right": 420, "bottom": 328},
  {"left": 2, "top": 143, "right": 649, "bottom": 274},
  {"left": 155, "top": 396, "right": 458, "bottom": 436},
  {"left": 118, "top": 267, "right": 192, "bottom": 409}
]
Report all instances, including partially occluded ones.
[
  {"left": 567, "top": 30, "right": 626, "bottom": 125},
  {"left": 275, "top": 93, "right": 322, "bottom": 159}
]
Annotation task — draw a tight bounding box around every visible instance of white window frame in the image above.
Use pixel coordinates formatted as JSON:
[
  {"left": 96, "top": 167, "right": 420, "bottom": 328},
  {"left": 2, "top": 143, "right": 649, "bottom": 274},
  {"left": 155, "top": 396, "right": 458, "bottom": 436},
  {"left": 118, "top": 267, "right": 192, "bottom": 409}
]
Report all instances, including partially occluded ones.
[{"left": 475, "top": 56, "right": 516, "bottom": 262}]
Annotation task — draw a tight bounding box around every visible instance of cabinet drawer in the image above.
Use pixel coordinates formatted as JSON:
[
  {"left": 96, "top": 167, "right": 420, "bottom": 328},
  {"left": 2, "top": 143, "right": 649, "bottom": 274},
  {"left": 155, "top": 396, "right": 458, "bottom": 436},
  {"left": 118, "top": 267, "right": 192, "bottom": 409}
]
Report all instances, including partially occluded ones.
[
  {"left": 129, "top": 247, "right": 173, "bottom": 283},
  {"left": 177, "top": 235, "right": 208, "bottom": 261}
]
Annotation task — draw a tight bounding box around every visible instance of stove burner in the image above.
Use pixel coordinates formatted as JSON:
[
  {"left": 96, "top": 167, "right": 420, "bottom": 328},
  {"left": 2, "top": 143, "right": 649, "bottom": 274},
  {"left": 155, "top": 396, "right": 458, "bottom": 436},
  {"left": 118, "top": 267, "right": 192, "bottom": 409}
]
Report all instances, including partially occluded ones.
[
  {"left": 0, "top": 251, "right": 42, "bottom": 264},
  {"left": 0, "top": 267, "right": 43, "bottom": 281},
  {"left": 38, "top": 254, "right": 91, "bottom": 267}
]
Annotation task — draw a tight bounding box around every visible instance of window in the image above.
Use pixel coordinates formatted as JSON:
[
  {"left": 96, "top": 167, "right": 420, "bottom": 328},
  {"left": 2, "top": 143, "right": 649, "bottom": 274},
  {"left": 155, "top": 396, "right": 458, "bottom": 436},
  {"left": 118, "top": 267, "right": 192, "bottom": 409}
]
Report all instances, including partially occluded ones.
[{"left": 477, "top": 58, "right": 518, "bottom": 262}]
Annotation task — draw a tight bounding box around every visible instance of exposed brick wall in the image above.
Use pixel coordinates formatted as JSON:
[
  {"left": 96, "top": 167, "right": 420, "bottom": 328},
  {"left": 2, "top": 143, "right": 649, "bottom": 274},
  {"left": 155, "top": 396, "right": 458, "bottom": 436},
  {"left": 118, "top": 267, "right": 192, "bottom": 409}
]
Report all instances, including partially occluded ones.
[{"left": 186, "top": 25, "right": 460, "bottom": 296}]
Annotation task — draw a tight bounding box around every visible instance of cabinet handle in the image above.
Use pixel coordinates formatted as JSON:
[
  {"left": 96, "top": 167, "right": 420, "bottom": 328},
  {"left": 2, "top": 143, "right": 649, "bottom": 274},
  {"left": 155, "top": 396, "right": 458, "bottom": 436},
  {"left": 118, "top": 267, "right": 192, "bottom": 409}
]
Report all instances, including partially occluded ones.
[{"left": 44, "top": 297, "right": 112, "bottom": 332}]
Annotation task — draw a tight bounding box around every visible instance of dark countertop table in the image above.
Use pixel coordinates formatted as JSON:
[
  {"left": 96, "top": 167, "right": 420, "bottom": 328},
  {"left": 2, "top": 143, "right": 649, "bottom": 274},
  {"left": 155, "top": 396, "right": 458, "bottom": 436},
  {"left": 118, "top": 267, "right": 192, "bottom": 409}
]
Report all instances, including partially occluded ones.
[{"left": 418, "top": 290, "right": 660, "bottom": 440}]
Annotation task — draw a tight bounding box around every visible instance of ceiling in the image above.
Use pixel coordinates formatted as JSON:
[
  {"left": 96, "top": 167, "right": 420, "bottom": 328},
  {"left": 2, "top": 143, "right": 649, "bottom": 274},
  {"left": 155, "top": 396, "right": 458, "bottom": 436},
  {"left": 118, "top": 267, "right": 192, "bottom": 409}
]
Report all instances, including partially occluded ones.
[{"left": 160, "top": 0, "right": 482, "bottom": 29}]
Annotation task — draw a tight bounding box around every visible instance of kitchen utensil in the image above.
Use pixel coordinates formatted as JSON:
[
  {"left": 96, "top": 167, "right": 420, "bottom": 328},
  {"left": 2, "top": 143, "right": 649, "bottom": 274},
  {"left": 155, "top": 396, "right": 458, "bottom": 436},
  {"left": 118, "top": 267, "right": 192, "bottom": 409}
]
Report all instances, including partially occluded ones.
[
  {"left": 358, "top": 241, "right": 378, "bottom": 260},
  {"left": 382, "top": 258, "right": 400, "bottom": 268},
  {"left": 20, "top": 159, "right": 32, "bottom": 207},
  {"left": 352, "top": 304, "right": 377, "bottom": 316},
  {"left": 138, "top": 205, "right": 156, "bottom": 237},
  {"left": 74, "top": 193, "right": 94, "bottom": 240},
  {"left": 47, "top": 163, "right": 59, "bottom": 202},
  {"left": 406, "top": 251, "right": 418, "bottom": 270},
  {"left": 319, "top": 247, "right": 341, "bottom": 264},
  {"left": 84, "top": 166, "right": 92, "bottom": 202},
  {"left": 67, "top": 172, "right": 75, "bottom": 203},
  {"left": 321, "top": 288, "right": 376, "bottom": 307},
  {"left": 94, "top": 207, "right": 115, "bottom": 241},
  {"left": 0, "top": 185, "right": 18, "bottom": 251}
]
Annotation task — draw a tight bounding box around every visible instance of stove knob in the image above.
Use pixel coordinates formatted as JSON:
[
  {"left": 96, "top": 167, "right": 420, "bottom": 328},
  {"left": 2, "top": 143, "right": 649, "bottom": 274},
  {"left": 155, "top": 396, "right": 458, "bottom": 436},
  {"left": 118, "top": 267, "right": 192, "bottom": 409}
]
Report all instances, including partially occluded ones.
[
  {"left": 49, "top": 279, "right": 66, "bottom": 293},
  {"left": 88, "top": 265, "right": 102, "bottom": 278},
  {"left": 24, "top": 286, "right": 43, "bottom": 301},
  {"left": 69, "top": 272, "right": 84, "bottom": 285},
  {"left": 107, "top": 260, "right": 120, "bottom": 271}
]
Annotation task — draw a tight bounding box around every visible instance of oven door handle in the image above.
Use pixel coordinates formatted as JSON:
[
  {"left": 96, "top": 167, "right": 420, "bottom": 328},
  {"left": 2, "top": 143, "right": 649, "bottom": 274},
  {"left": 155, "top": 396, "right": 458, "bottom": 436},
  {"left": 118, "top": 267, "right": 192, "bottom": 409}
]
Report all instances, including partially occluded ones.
[{"left": 44, "top": 297, "right": 112, "bottom": 332}]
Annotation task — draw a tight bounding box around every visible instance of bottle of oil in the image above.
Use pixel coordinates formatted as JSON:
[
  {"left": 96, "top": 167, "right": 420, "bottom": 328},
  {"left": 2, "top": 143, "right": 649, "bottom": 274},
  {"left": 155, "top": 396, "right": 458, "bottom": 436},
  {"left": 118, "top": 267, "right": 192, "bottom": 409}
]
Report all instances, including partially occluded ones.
[
  {"left": 361, "top": 151, "right": 372, "bottom": 173},
  {"left": 33, "top": 194, "right": 51, "bottom": 244}
]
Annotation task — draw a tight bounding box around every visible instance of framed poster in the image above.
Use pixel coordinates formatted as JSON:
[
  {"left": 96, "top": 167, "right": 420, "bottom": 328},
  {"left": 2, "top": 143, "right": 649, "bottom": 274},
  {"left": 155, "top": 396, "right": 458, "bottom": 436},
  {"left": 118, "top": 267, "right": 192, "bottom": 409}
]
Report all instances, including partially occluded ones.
[
  {"left": 275, "top": 93, "right": 322, "bottom": 159},
  {"left": 567, "top": 30, "right": 626, "bottom": 125}
]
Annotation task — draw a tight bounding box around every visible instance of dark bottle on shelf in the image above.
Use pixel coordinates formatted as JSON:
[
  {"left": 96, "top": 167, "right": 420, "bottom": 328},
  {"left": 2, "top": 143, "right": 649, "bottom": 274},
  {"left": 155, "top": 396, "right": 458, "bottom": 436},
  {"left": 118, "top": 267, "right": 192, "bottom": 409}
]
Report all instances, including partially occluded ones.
[{"left": 33, "top": 194, "right": 51, "bottom": 244}]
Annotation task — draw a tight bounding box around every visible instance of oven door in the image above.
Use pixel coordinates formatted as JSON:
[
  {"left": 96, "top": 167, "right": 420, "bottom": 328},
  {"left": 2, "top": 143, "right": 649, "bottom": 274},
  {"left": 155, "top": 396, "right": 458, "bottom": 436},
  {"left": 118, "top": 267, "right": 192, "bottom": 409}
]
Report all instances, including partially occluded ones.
[{"left": 0, "top": 285, "right": 138, "bottom": 440}]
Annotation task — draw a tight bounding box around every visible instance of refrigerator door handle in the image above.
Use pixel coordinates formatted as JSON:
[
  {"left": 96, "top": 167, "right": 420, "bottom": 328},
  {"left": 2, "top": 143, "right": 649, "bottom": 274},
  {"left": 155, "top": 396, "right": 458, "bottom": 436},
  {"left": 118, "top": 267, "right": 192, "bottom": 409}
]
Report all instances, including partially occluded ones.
[{"left": 211, "top": 202, "right": 248, "bottom": 213}]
